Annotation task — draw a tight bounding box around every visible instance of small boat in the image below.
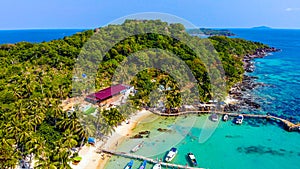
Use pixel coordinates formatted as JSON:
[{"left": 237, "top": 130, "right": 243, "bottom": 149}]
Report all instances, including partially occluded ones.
[
  {"left": 187, "top": 152, "right": 198, "bottom": 166},
  {"left": 165, "top": 147, "right": 178, "bottom": 162},
  {"left": 235, "top": 114, "right": 244, "bottom": 124},
  {"left": 222, "top": 114, "right": 229, "bottom": 121},
  {"left": 130, "top": 141, "right": 144, "bottom": 153},
  {"left": 139, "top": 160, "right": 147, "bottom": 169},
  {"left": 152, "top": 163, "right": 162, "bottom": 169},
  {"left": 124, "top": 160, "right": 134, "bottom": 169},
  {"left": 210, "top": 113, "right": 218, "bottom": 122}
]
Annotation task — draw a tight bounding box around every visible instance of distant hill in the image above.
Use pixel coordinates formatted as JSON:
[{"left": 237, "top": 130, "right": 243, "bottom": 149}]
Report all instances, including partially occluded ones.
[
  {"left": 251, "top": 26, "right": 272, "bottom": 30},
  {"left": 186, "top": 28, "right": 235, "bottom": 36}
]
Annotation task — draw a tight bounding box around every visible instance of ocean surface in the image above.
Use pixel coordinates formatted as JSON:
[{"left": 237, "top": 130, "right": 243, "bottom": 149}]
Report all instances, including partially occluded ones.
[
  {"left": 0, "top": 29, "right": 85, "bottom": 44},
  {"left": 105, "top": 29, "right": 300, "bottom": 169}
]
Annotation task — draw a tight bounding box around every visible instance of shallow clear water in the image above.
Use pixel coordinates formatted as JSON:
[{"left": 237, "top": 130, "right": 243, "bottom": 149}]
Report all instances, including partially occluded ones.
[
  {"left": 105, "top": 115, "right": 300, "bottom": 169},
  {"left": 105, "top": 29, "right": 300, "bottom": 169}
]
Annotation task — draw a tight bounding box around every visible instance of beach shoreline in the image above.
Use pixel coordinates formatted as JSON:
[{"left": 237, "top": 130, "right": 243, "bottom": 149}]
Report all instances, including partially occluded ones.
[{"left": 71, "top": 110, "right": 153, "bottom": 169}]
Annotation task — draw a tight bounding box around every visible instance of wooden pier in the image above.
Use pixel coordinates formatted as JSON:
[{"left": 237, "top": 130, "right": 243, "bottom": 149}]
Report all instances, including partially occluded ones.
[
  {"left": 99, "top": 149, "right": 205, "bottom": 169},
  {"left": 151, "top": 110, "right": 300, "bottom": 132}
]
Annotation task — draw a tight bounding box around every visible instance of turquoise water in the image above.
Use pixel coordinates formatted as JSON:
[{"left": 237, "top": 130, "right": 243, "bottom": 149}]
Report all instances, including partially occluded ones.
[
  {"left": 105, "top": 29, "right": 300, "bottom": 169},
  {"left": 232, "top": 29, "right": 300, "bottom": 123},
  {"left": 105, "top": 115, "right": 300, "bottom": 169}
]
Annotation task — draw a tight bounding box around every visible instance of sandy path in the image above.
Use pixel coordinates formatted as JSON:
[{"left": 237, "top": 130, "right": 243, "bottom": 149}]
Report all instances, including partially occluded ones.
[{"left": 71, "top": 110, "right": 153, "bottom": 169}]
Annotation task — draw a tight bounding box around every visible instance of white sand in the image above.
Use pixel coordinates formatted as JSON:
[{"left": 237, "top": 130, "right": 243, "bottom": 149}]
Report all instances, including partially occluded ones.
[{"left": 70, "top": 110, "right": 153, "bottom": 169}]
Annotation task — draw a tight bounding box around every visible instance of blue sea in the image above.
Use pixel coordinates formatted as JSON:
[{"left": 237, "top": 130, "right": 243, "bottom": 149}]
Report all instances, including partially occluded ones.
[
  {"left": 1, "top": 29, "right": 299, "bottom": 169},
  {"left": 105, "top": 29, "right": 300, "bottom": 169},
  {"left": 0, "top": 29, "right": 85, "bottom": 44}
]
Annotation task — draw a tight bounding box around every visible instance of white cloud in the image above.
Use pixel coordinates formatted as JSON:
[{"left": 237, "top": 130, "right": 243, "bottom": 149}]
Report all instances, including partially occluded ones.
[{"left": 285, "top": 7, "right": 300, "bottom": 12}]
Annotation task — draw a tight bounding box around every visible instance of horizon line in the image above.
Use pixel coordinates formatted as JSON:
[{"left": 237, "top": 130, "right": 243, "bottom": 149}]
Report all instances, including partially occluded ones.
[{"left": 1, "top": 26, "right": 300, "bottom": 31}]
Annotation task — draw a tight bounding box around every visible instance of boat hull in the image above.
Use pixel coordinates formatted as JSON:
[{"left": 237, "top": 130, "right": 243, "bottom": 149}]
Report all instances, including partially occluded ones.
[{"left": 165, "top": 148, "right": 178, "bottom": 162}]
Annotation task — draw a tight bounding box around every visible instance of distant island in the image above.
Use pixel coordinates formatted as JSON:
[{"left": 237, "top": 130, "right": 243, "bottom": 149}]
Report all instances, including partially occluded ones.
[
  {"left": 186, "top": 28, "right": 236, "bottom": 36},
  {"left": 251, "top": 26, "right": 272, "bottom": 29}
]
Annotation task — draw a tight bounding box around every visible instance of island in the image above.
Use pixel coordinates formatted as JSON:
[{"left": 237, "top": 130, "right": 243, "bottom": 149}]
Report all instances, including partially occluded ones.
[
  {"left": 0, "top": 20, "right": 287, "bottom": 169},
  {"left": 251, "top": 26, "right": 272, "bottom": 29}
]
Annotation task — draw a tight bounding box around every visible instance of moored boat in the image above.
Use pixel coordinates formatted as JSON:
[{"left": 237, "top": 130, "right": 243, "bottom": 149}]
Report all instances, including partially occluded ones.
[
  {"left": 165, "top": 147, "right": 178, "bottom": 162},
  {"left": 210, "top": 113, "right": 218, "bottom": 122},
  {"left": 139, "top": 160, "right": 147, "bottom": 169},
  {"left": 235, "top": 114, "right": 244, "bottom": 124},
  {"left": 130, "top": 141, "right": 144, "bottom": 153},
  {"left": 152, "top": 163, "right": 162, "bottom": 169},
  {"left": 187, "top": 152, "right": 198, "bottom": 166},
  {"left": 124, "top": 160, "right": 134, "bottom": 169},
  {"left": 222, "top": 114, "right": 229, "bottom": 121}
]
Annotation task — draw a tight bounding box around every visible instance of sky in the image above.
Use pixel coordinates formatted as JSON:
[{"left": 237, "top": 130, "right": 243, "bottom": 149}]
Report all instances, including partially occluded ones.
[{"left": 1, "top": 0, "right": 300, "bottom": 29}]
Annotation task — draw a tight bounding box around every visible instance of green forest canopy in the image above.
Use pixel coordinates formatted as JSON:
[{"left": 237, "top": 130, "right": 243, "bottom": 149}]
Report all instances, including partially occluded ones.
[{"left": 0, "top": 19, "right": 268, "bottom": 168}]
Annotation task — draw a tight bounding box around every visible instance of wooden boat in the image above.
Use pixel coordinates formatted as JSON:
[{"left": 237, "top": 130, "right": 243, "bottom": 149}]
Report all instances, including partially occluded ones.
[
  {"left": 235, "top": 114, "right": 244, "bottom": 124},
  {"left": 165, "top": 147, "right": 178, "bottom": 162},
  {"left": 187, "top": 152, "right": 198, "bottom": 166},
  {"left": 139, "top": 160, "right": 147, "bottom": 169},
  {"left": 222, "top": 114, "right": 229, "bottom": 121},
  {"left": 124, "top": 160, "right": 134, "bottom": 169},
  {"left": 210, "top": 113, "right": 218, "bottom": 122},
  {"left": 130, "top": 141, "right": 144, "bottom": 153}
]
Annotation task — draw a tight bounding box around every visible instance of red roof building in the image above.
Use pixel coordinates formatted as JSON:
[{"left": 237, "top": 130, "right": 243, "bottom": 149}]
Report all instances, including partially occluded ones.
[{"left": 85, "top": 84, "right": 129, "bottom": 104}]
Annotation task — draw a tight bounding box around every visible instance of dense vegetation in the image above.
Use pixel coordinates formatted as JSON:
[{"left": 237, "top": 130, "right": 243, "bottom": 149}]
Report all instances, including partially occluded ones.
[
  {"left": 0, "top": 20, "right": 267, "bottom": 168},
  {"left": 187, "top": 28, "right": 235, "bottom": 36}
]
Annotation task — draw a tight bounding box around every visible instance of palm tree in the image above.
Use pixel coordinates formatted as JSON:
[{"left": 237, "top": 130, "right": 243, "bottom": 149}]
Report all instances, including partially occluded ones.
[
  {"left": 0, "top": 138, "right": 20, "bottom": 169},
  {"left": 48, "top": 98, "right": 63, "bottom": 126},
  {"left": 57, "top": 112, "right": 86, "bottom": 139},
  {"left": 94, "top": 109, "right": 115, "bottom": 139},
  {"left": 35, "top": 156, "right": 58, "bottom": 169}
]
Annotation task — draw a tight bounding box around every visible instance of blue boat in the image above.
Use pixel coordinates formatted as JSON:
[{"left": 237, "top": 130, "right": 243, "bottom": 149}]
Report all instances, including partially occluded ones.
[
  {"left": 139, "top": 160, "right": 147, "bottom": 169},
  {"left": 124, "top": 160, "right": 134, "bottom": 169}
]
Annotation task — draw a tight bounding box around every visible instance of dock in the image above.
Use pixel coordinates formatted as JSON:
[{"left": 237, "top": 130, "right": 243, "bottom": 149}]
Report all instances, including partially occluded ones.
[
  {"left": 99, "top": 149, "right": 205, "bottom": 169},
  {"left": 151, "top": 110, "right": 300, "bottom": 132}
]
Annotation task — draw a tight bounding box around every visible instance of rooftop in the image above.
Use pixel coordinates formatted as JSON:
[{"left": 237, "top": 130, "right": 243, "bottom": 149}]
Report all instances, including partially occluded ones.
[{"left": 86, "top": 84, "right": 128, "bottom": 102}]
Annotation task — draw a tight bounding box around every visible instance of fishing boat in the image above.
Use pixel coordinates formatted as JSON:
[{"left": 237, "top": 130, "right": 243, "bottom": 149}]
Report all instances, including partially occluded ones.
[
  {"left": 222, "top": 114, "right": 229, "bottom": 121},
  {"left": 152, "top": 163, "right": 162, "bottom": 169},
  {"left": 235, "top": 114, "right": 244, "bottom": 124},
  {"left": 139, "top": 160, "right": 147, "bottom": 169},
  {"left": 165, "top": 147, "right": 178, "bottom": 162},
  {"left": 210, "top": 113, "right": 218, "bottom": 122},
  {"left": 130, "top": 141, "right": 144, "bottom": 153},
  {"left": 187, "top": 152, "right": 198, "bottom": 166},
  {"left": 124, "top": 160, "right": 134, "bottom": 169}
]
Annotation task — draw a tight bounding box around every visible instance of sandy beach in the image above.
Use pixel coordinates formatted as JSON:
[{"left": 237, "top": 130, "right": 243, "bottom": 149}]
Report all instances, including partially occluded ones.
[{"left": 70, "top": 110, "right": 153, "bottom": 169}]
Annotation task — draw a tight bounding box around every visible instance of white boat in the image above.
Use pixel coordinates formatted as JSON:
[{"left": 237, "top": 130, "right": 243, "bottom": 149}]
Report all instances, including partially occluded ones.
[
  {"left": 210, "top": 113, "right": 218, "bottom": 122},
  {"left": 152, "top": 163, "right": 162, "bottom": 169},
  {"left": 235, "top": 114, "right": 244, "bottom": 124},
  {"left": 222, "top": 114, "right": 229, "bottom": 121},
  {"left": 165, "top": 147, "right": 177, "bottom": 162},
  {"left": 130, "top": 141, "right": 144, "bottom": 153}
]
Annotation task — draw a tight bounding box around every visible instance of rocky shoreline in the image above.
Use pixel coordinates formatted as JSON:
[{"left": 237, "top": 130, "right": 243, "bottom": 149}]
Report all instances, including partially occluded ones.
[{"left": 224, "top": 47, "right": 280, "bottom": 112}]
